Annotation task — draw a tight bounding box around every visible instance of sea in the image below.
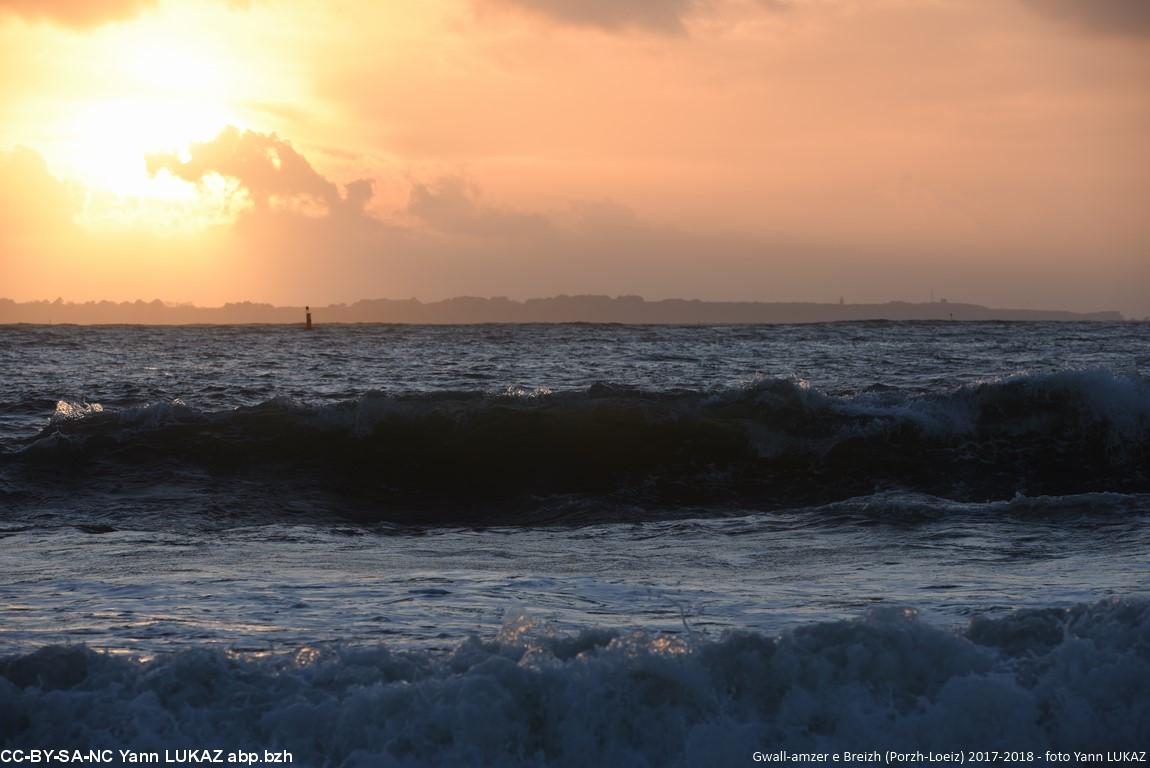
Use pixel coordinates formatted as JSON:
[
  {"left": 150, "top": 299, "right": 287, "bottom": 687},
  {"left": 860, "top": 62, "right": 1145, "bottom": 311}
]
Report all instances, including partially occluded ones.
[{"left": 1, "top": 321, "right": 1148, "bottom": 766}]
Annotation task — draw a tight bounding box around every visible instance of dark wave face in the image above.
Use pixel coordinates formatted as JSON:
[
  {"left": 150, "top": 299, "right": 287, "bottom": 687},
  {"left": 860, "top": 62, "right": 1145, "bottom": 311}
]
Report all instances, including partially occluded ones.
[{"left": 5, "top": 369, "right": 1147, "bottom": 522}]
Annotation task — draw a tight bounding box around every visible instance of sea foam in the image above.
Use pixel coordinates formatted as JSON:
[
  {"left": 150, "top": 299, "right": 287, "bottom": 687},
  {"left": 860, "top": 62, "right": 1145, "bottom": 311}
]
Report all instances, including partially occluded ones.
[{"left": 2, "top": 600, "right": 1147, "bottom": 766}]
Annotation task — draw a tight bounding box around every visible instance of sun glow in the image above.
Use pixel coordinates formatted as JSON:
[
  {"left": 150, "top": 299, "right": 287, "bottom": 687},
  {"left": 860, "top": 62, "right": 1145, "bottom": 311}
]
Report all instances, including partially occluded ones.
[
  {"left": 61, "top": 97, "right": 236, "bottom": 196},
  {"left": 37, "top": 16, "right": 255, "bottom": 229}
]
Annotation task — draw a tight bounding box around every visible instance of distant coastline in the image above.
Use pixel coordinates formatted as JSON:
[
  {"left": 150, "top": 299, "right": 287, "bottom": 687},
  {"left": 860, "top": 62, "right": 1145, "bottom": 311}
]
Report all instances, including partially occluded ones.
[{"left": 0, "top": 295, "right": 1126, "bottom": 325}]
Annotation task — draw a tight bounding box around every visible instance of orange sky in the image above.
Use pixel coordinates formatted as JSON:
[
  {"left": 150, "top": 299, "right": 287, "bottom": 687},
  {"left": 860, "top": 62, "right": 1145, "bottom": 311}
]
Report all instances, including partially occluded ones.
[{"left": 1, "top": 0, "right": 1147, "bottom": 316}]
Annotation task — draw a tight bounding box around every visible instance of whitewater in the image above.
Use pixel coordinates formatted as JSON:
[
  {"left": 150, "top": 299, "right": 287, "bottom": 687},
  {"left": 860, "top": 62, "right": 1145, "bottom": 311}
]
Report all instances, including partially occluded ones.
[{"left": 1, "top": 321, "right": 1148, "bottom": 765}]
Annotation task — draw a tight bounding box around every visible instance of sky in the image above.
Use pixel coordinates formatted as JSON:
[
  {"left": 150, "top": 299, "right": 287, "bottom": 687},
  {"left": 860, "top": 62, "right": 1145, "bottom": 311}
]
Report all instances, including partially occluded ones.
[{"left": 0, "top": 0, "right": 1147, "bottom": 316}]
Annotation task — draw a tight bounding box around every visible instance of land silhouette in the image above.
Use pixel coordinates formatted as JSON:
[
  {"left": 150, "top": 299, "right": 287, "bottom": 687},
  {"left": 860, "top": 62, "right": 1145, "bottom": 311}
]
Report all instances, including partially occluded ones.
[{"left": 0, "top": 296, "right": 1125, "bottom": 325}]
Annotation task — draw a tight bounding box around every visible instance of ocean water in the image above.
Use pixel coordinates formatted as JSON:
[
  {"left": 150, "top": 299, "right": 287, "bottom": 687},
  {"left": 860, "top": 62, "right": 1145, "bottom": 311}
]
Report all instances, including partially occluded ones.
[{"left": 1, "top": 321, "right": 1149, "bottom": 765}]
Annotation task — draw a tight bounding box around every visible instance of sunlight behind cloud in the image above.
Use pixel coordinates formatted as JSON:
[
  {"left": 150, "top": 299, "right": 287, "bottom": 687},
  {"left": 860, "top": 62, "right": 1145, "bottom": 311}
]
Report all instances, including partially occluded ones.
[
  {"left": 60, "top": 98, "right": 237, "bottom": 194},
  {"left": 19, "top": 3, "right": 271, "bottom": 231}
]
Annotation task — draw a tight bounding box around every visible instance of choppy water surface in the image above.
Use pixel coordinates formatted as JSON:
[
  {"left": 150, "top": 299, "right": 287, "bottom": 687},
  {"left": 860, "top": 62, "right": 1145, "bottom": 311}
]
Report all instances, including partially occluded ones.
[{"left": 2, "top": 322, "right": 1148, "bottom": 761}]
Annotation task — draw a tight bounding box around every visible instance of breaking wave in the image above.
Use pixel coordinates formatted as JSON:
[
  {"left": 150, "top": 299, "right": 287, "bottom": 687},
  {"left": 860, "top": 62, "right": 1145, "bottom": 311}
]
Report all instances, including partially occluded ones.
[
  {"left": 3, "top": 369, "right": 1148, "bottom": 521},
  {"left": 1, "top": 599, "right": 1147, "bottom": 765}
]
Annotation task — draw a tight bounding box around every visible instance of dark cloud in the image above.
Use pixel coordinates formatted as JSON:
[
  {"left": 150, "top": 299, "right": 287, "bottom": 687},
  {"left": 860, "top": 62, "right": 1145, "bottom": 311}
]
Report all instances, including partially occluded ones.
[
  {"left": 0, "top": 0, "right": 156, "bottom": 28},
  {"left": 1024, "top": 0, "right": 1150, "bottom": 36},
  {"left": 481, "top": 0, "right": 697, "bottom": 33},
  {"left": 406, "top": 175, "right": 553, "bottom": 239},
  {"left": 343, "top": 178, "right": 375, "bottom": 215},
  {"left": 147, "top": 127, "right": 374, "bottom": 218}
]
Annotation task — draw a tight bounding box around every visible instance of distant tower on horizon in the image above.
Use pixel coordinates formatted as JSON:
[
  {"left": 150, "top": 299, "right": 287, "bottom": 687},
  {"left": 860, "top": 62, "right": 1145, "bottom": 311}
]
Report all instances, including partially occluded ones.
[{"left": 305, "top": 306, "right": 313, "bottom": 331}]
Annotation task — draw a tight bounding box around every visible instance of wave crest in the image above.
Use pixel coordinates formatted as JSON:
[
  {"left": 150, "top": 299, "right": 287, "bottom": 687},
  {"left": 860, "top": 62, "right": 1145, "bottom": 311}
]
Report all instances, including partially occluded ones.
[{"left": 6, "top": 370, "right": 1148, "bottom": 520}]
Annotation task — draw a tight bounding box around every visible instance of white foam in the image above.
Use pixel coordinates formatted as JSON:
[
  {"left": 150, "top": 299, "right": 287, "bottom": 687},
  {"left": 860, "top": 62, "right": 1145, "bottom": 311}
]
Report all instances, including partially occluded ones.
[
  {"left": 2, "top": 600, "right": 1147, "bottom": 765},
  {"left": 50, "top": 400, "right": 104, "bottom": 424}
]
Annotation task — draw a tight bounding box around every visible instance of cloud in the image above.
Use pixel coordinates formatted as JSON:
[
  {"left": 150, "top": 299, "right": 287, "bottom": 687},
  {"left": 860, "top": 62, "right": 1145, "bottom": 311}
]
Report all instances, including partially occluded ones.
[
  {"left": 406, "top": 176, "right": 552, "bottom": 239},
  {"left": 480, "top": 0, "right": 697, "bottom": 33},
  {"left": 147, "top": 127, "right": 374, "bottom": 218},
  {"left": 0, "top": 0, "right": 156, "bottom": 27},
  {"left": 142, "top": 128, "right": 390, "bottom": 302},
  {"left": 5, "top": 111, "right": 1143, "bottom": 316},
  {"left": 0, "top": 146, "right": 80, "bottom": 233},
  {"left": 1023, "top": 0, "right": 1150, "bottom": 36},
  {"left": 0, "top": 146, "right": 89, "bottom": 296}
]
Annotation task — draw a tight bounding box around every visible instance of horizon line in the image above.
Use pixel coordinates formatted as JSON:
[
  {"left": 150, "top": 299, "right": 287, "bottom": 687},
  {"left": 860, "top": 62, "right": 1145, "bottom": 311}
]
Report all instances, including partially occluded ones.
[
  {"left": 0, "top": 294, "right": 1128, "bottom": 315},
  {"left": 0, "top": 294, "right": 1132, "bottom": 324}
]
